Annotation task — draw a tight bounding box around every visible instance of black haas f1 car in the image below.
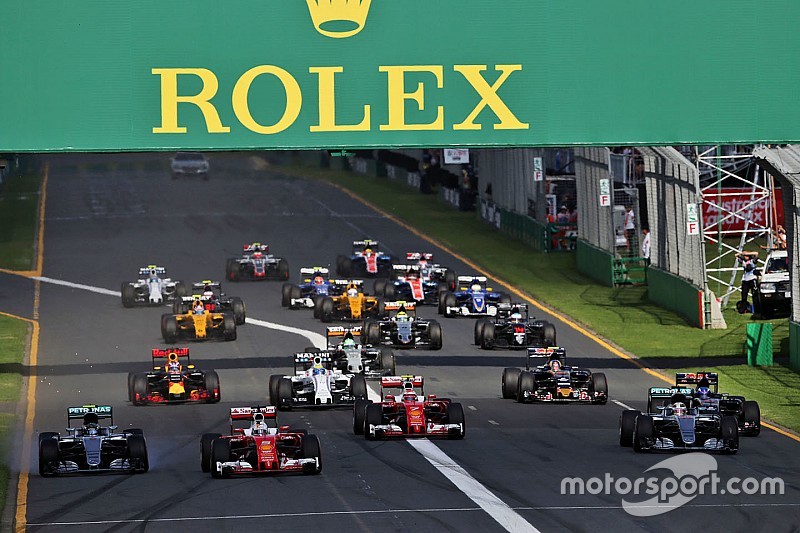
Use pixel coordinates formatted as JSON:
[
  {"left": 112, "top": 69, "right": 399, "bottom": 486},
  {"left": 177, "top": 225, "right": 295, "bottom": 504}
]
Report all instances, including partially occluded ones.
[
  {"left": 438, "top": 276, "right": 511, "bottom": 318},
  {"left": 173, "top": 281, "right": 246, "bottom": 325},
  {"left": 619, "top": 392, "right": 740, "bottom": 454},
  {"left": 201, "top": 406, "right": 322, "bottom": 478},
  {"left": 128, "top": 348, "right": 221, "bottom": 405},
  {"left": 645, "top": 372, "right": 760, "bottom": 436},
  {"left": 226, "top": 243, "right": 289, "bottom": 281},
  {"left": 363, "top": 302, "right": 443, "bottom": 350},
  {"left": 38, "top": 405, "right": 148, "bottom": 476},
  {"left": 282, "top": 267, "right": 346, "bottom": 311},
  {"left": 336, "top": 240, "right": 394, "bottom": 278},
  {"left": 121, "top": 265, "right": 188, "bottom": 307},
  {"left": 354, "top": 376, "right": 465, "bottom": 440},
  {"left": 325, "top": 326, "right": 397, "bottom": 377},
  {"left": 269, "top": 351, "right": 368, "bottom": 410},
  {"left": 474, "top": 303, "right": 556, "bottom": 350},
  {"left": 502, "top": 347, "right": 608, "bottom": 404}
]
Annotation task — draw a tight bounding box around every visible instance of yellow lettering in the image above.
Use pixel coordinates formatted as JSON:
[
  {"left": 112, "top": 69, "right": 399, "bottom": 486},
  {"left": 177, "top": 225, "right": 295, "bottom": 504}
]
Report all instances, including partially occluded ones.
[
  {"left": 379, "top": 66, "right": 444, "bottom": 131},
  {"left": 309, "top": 67, "right": 370, "bottom": 132},
  {"left": 232, "top": 66, "right": 302, "bottom": 135},
  {"left": 453, "top": 65, "right": 528, "bottom": 130},
  {"left": 152, "top": 68, "right": 230, "bottom": 134}
]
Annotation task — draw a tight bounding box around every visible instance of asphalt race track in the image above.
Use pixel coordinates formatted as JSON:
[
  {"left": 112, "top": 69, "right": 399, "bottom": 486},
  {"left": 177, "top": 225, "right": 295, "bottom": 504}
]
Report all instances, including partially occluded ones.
[{"left": 5, "top": 153, "right": 799, "bottom": 532}]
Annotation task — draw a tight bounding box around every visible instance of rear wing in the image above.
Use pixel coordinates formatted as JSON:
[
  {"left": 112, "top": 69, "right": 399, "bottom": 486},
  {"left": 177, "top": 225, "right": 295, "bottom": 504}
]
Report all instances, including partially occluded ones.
[
  {"left": 243, "top": 243, "right": 269, "bottom": 252},
  {"left": 676, "top": 372, "right": 718, "bottom": 389},
  {"left": 331, "top": 279, "right": 363, "bottom": 287},
  {"left": 294, "top": 351, "right": 334, "bottom": 371},
  {"left": 648, "top": 386, "right": 695, "bottom": 399},
  {"left": 192, "top": 280, "right": 221, "bottom": 290},
  {"left": 327, "top": 325, "right": 362, "bottom": 348},
  {"left": 406, "top": 252, "right": 434, "bottom": 262},
  {"left": 300, "top": 267, "right": 329, "bottom": 279},
  {"left": 497, "top": 303, "right": 529, "bottom": 318},
  {"left": 385, "top": 301, "right": 416, "bottom": 317},
  {"left": 230, "top": 406, "right": 276, "bottom": 421},
  {"left": 67, "top": 405, "right": 113, "bottom": 425},
  {"left": 457, "top": 275, "right": 488, "bottom": 290},
  {"left": 353, "top": 240, "right": 380, "bottom": 253},
  {"left": 138, "top": 265, "right": 166, "bottom": 276},
  {"left": 527, "top": 346, "right": 566, "bottom": 364},
  {"left": 381, "top": 375, "right": 424, "bottom": 397}
]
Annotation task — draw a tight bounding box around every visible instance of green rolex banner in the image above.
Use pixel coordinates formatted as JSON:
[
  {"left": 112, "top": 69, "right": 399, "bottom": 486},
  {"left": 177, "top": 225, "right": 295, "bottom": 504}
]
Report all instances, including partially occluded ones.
[{"left": 1, "top": 0, "right": 799, "bottom": 152}]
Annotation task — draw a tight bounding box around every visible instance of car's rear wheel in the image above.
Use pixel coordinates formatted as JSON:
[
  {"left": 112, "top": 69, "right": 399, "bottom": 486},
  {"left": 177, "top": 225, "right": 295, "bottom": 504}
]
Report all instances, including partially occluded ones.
[
  {"left": 443, "top": 293, "right": 456, "bottom": 317},
  {"left": 365, "top": 320, "right": 381, "bottom": 345},
  {"left": 301, "top": 435, "right": 323, "bottom": 474},
  {"left": 132, "top": 374, "right": 149, "bottom": 406},
  {"left": 175, "top": 282, "right": 189, "bottom": 297},
  {"left": 162, "top": 315, "right": 178, "bottom": 344},
  {"left": 231, "top": 298, "right": 246, "bottom": 325},
  {"left": 480, "top": 322, "right": 496, "bottom": 349},
  {"left": 542, "top": 322, "right": 557, "bottom": 346},
  {"left": 501, "top": 368, "right": 521, "bottom": 399},
  {"left": 338, "top": 257, "right": 352, "bottom": 277},
  {"left": 225, "top": 259, "right": 239, "bottom": 282},
  {"left": 223, "top": 314, "right": 237, "bottom": 341},
  {"left": 268, "top": 374, "right": 282, "bottom": 406},
  {"left": 210, "top": 438, "right": 231, "bottom": 478},
  {"left": 201, "top": 433, "right": 221, "bottom": 473},
  {"left": 383, "top": 284, "right": 396, "bottom": 300},
  {"left": 499, "top": 294, "right": 512, "bottom": 305},
  {"left": 721, "top": 416, "right": 739, "bottom": 453},
  {"left": 619, "top": 409, "right": 639, "bottom": 447},
  {"left": 127, "top": 372, "right": 136, "bottom": 402},
  {"left": 428, "top": 321, "right": 443, "bottom": 349},
  {"left": 320, "top": 297, "right": 334, "bottom": 322},
  {"left": 281, "top": 283, "right": 293, "bottom": 307},
  {"left": 38, "top": 438, "right": 60, "bottom": 477},
  {"left": 365, "top": 404, "right": 384, "bottom": 440},
  {"left": 277, "top": 378, "right": 293, "bottom": 411},
  {"left": 204, "top": 371, "right": 221, "bottom": 403},
  {"left": 353, "top": 399, "right": 371, "bottom": 435},
  {"left": 127, "top": 435, "right": 149, "bottom": 473},
  {"left": 447, "top": 402, "right": 466, "bottom": 439},
  {"left": 351, "top": 375, "right": 367, "bottom": 400},
  {"left": 277, "top": 259, "right": 290, "bottom": 280},
  {"left": 379, "top": 348, "right": 396, "bottom": 375},
  {"left": 373, "top": 279, "right": 386, "bottom": 296},
  {"left": 743, "top": 400, "right": 761, "bottom": 436},
  {"left": 591, "top": 373, "right": 608, "bottom": 404},
  {"left": 445, "top": 270, "right": 457, "bottom": 291},
  {"left": 474, "top": 318, "right": 488, "bottom": 345}
]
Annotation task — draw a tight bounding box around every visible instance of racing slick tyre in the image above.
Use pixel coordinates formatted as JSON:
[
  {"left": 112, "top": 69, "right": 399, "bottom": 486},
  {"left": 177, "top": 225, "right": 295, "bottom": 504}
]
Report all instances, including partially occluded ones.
[
  {"left": 619, "top": 409, "right": 640, "bottom": 447},
  {"left": 175, "top": 281, "right": 189, "bottom": 298},
  {"left": 304, "top": 346, "right": 321, "bottom": 353},
  {"left": 223, "top": 314, "right": 237, "bottom": 341},
  {"left": 121, "top": 283, "right": 136, "bottom": 308},
  {"left": 277, "top": 378, "right": 293, "bottom": 411},
  {"left": 201, "top": 433, "right": 222, "bottom": 472},
  {"left": 480, "top": 322, "right": 496, "bottom": 349},
  {"left": 365, "top": 403, "right": 384, "bottom": 441},
  {"left": 590, "top": 373, "right": 608, "bottom": 404},
  {"left": 743, "top": 400, "right": 761, "bottom": 436},
  {"left": 364, "top": 320, "right": 381, "bottom": 345},
  {"left": 269, "top": 374, "right": 282, "bottom": 406},
  {"left": 231, "top": 298, "right": 246, "bottom": 325},
  {"left": 210, "top": 438, "right": 231, "bottom": 478},
  {"left": 447, "top": 402, "right": 466, "bottom": 439},
  {"left": 38, "top": 432, "right": 59, "bottom": 445},
  {"left": 132, "top": 374, "right": 149, "bottom": 406},
  {"left": 127, "top": 372, "right": 136, "bottom": 402},
  {"left": 204, "top": 371, "right": 221, "bottom": 403},
  {"left": 443, "top": 293, "right": 456, "bottom": 317},
  {"left": 428, "top": 321, "right": 443, "bottom": 350},
  {"left": 319, "top": 297, "right": 334, "bottom": 323},
  {"left": 474, "top": 318, "right": 489, "bottom": 345},
  {"left": 127, "top": 434, "right": 149, "bottom": 473},
  {"left": 277, "top": 259, "right": 290, "bottom": 280},
  {"left": 312, "top": 296, "right": 325, "bottom": 319},
  {"left": 437, "top": 291, "right": 449, "bottom": 315},
  {"left": 353, "top": 399, "right": 371, "bottom": 435},
  {"left": 379, "top": 348, "right": 396, "bottom": 375},
  {"left": 162, "top": 315, "right": 178, "bottom": 344},
  {"left": 542, "top": 322, "right": 557, "bottom": 346},
  {"left": 499, "top": 294, "right": 512, "bottom": 305},
  {"left": 501, "top": 368, "right": 521, "bottom": 399},
  {"left": 38, "top": 438, "right": 60, "bottom": 477},
  {"left": 173, "top": 300, "right": 189, "bottom": 315},
  {"left": 376, "top": 298, "right": 385, "bottom": 318},
  {"left": 351, "top": 375, "right": 368, "bottom": 400},
  {"left": 382, "top": 283, "right": 396, "bottom": 300},
  {"left": 445, "top": 270, "right": 457, "bottom": 291},
  {"left": 633, "top": 414, "right": 655, "bottom": 453},
  {"left": 516, "top": 371, "right": 536, "bottom": 403},
  {"left": 337, "top": 256, "right": 352, "bottom": 277},
  {"left": 226, "top": 259, "right": 240, "bottom": 282},
  {"left": 373, "top": 279, "right": 387, "bottom": 296},
  {"left": 301, "top": 435, "right": 323, "bottom": 474},
  {"left": 281, "top": 283, "right": 293, "bottom": 307},
  {"left": 721, "top": 416, "right": 740, "bottom": 453}
]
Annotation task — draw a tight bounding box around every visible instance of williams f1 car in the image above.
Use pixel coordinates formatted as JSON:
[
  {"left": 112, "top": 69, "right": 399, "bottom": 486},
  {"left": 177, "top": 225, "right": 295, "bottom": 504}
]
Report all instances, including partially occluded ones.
[
  {"left": 121, "top": 265, "right": 188, "bottom": 307},
  {"left": 474, "top": 303, "right": 556, "bottom": 349},
  {"left": 128, "top": 348, "right": 221, "bottom": 405},
  {"left": 173, "top": 281, "right": 246, "bottom": 325},
  {"left": 269, "top": 351, "right": 368, "bottom": 410},
  {"left": 336, "top": 240, "right": 394, "bottom": 278},
  {"left": 363, "top": 302, "right": 443, "bottom": 350},
  {"left": 438, "top": 276, "right": 511, "bottom": 318},
  {"left": 226, "top": 243, "right": 289, "bottom": 281}
]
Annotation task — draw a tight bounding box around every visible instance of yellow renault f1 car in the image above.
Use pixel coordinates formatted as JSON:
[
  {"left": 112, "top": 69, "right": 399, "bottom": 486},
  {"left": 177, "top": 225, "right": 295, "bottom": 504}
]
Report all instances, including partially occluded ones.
[
  {"left": 317, "top": 281, "right": 385, "bottom": 323},
  {"left": 161, "top": 298, "right": 237, "bottom": 343}
]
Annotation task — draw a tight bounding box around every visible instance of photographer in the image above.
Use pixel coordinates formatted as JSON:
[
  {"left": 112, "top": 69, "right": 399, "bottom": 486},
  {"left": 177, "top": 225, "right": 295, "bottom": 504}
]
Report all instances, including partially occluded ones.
[{"left": 737, "top": 250, "right": 760, "bottom": 314}]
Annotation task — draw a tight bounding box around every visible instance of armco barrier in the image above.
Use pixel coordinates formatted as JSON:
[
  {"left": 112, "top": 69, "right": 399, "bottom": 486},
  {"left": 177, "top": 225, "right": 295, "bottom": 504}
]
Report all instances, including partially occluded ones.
[
  {"left": 646, "top": 266, "right": 704, "bottom": 328},
  {"left": 576, "top": 240, "right": 614, "bottom": 287}
]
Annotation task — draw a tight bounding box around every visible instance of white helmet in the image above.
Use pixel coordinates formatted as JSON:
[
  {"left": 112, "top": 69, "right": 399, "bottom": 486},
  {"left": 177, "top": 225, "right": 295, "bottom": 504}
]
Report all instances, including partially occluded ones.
[
  {"left": 673, "top": 402, "right": 687, "bottom": 416},
  {"left": 347, "top": 288, "right": 358, "bottom": 297},
  {"left": 471, "top": 283, "right": 481, "bottom": 292}
]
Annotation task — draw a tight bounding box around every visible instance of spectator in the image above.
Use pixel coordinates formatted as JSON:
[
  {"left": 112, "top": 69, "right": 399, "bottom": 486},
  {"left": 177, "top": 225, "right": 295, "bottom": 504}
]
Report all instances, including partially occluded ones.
[
  {"left": 641, "top": 228, "right": 651, "bottom": 265},
  {"left": 776, "top": 226, "right": 788, "bottom": 250},
  {"left": 624, "top": 205, "right": 636, "bottom": 255},
  {"left": 557, "top": 205, "right": 570, "bottom": 224},
  {"left": 736, "top": 250, "right": 759, "bottom": 314}
]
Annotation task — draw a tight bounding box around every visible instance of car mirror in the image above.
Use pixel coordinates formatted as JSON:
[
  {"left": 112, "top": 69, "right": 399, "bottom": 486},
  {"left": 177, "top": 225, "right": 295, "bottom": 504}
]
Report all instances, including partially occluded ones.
[{"left": 108, "top": 425, "right": 118, "bottom": 431}]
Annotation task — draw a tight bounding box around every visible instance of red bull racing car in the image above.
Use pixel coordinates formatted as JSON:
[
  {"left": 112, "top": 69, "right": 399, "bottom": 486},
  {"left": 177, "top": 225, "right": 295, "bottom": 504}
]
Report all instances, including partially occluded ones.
[{"left": 127, "top": 348, "right": 221, "bottom": 405}]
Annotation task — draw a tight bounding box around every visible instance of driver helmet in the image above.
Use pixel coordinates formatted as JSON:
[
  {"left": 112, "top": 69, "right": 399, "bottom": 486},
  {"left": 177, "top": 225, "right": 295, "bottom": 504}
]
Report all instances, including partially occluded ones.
[
  {"left": 83, "top": 412, "right": 99, "bottom": 434},
  {"left": 402, "top": 392, "right": 418, "bottom": 402},
  {"left": 673, "top": 402, "right": 687, "bottom": 416},
  {"left": 203, "top": 290, "right": 214, "bottom": 298},
  {"left": 471, "top": 283, "right": 481, "bottom": 292},
  {"left": 252, "top": 251, "right": 263, "bottom": 260},
  {"left": 696, "top": 387, "right": 711, "bottom": 400},
  {"left": 149, "top": 269, "right": 158, "bottom": 279},
  {"left": 396, "top": 310, "right": 409, "bottom": 322},
  {"left": 347, "top": 288, "right": 358, "bottom": 298},
  {"left": 312, "top": 357, "right": 325, "bottom": 374},
  {"left": 194, "top": 301, "right": 205, "bottom": 314},
  {"left": 343, "top": 337, "right": 357, "bottom": 349},
  {"left": 314, "top": 275, "right": 325, "bottom": 285},
  {"left": 252, "top": 413, "right": 268, "bottom": 434},
  {"left": 167, "top": 360, "right": 182, "bottom": 373},
  {"left": 550, "top": 359, "right": 562, "bottom": 372},
  {"left": 364, "top": 248, "right": 373, "bottom": 255},
  {"left": 510, "top": 312, "right": 523, "bottom": 323}
]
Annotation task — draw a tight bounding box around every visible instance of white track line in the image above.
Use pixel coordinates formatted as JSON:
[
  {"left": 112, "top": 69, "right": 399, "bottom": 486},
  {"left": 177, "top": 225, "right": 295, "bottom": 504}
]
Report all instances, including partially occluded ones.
[
  {"left": 31, "top": 276, "right": 118, "bottom": 297},
  {"left": 611, "top": 399, "right": 636, "bottom": 411}
]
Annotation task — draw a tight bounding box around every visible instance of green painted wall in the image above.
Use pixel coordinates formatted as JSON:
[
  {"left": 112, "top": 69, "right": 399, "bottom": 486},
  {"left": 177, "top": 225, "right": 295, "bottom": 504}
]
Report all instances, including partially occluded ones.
[
  {"left": 647, "top": 266, "right": 703, "bottom": 328},
  {"left": 790, "top": 322, "right": 800, "bottom": 371},
  {"left": 576, "top": 240, "right": 614, "bottom": 287}
]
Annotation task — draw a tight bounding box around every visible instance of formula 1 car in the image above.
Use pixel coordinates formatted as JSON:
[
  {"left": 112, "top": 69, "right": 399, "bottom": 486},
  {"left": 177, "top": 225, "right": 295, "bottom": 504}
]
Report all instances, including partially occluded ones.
[
  {"left": 269, "top": 351, "right": 368, "bottom": 410},
  {"left": 645, "top": 372, "right": 760, "bottom": 436},
  {"left": 38, "top": 405, "right": 148, "bottom": 476},
  {"left": 402, "top": 252, "right": 458, "bottom": 291},
  {"left": 438, "top": 276, "right": 511, "bottom": 318},
  {"left": 317, "top": 281, "right": 385, "bottom": 322},
  {"left": 353, "top": 376, "right": 465, "bottom": 440},
  {"left": 474, "top": 304, "right": 556, "bottom": 350},
  {"left": 161, "top": 299, "right": 237, "bottom": 343},
  {"left": 121, "top": 265, "right": 188, "bottom": 307},
  {"left": 363, "top": 302, "right": 443, "bottom": 350},
  {"left": 128, "top": 348, "right": 221, "bottom": 405},
  {"left": 281, "top": 268, "right": 348, "bottom": 314},
  {"left": 173, "top": 281, "right": 246, "bottom": 325},
  {"left": 501, "top": 347, "right": 608, "bottom": 404},
  {"left": 201, "top": 406, "right": 322, "bottom": 478},
  {"left": 226, "top": 243, "right": 289, "bottom": 281},
  {"left": 336, "top": 240, "right": 394, "bottom": 278},
  {"left": 619, "top": 393, "right": 739, "bottom": 454},
  {"left": 325, "top": 325, "right": 397, "bottom": 377},
  {"left": 374, "top": 265, "right": 449, "bottom": 306}
]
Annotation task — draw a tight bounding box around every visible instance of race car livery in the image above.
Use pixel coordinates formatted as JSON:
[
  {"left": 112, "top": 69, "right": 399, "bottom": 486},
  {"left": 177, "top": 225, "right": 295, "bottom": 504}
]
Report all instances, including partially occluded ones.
[
  {"left": 363, "top": 302, "right": 443, "bottom": 350},
  {"left": 226, "top": 243, "right": 289, "bottom": 281},
  {"left": 121, "top": 265, "right": 188, "bottom": 307},
  {"left": 374, "top": 264, "right": 450, "bottom": 306},
  {"left": 438, "top": 276, "right": 511, "bottom": 318},
  {"left": 501, "top": 347, "right": 608, "bottom": 404},
  {"left": 173, "top": 280, "right": 246, "bottom": 325},
  {"left": 38, "top": 405, "right": 149, "bottom": 476},
  {"left": 336, "top": 240, "right": 394, "bottom": 278},
  {"left": 128, "top": 348, "right": 221, "bottom": 405},
  {"left": 269, "top": 351, "right": 368, "bottom": 410},
  {"left": 325, "top": 326, "right": 397, "bottom": 377},
  {"left": 281, "top": 268, "right": 348, "bottom": 315},
  {"left": 474, "top": 303, "right": 556, "bottom": 349},
  {"left": 316, "top": 281, "right": 385, "bottom": 322},
  {"left": 354, "top": 376, "right": 465, "bottom": 440},
  {"left": 161, "top": 299, "right": 237, "bottom": 343},
  {"left": 646, "top": 372, "right": 760, "bottom": 436},
  {"left": 201, "top": 406, "right": 321, "bottom": 478},
  {"left": 401, "top": 252, "right": 457, "bottom": 291}
]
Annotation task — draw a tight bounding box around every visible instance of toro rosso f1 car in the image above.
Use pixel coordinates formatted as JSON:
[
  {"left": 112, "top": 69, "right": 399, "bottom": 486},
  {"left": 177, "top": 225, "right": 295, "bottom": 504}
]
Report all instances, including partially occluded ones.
[
  {"left": 353, "top": 376, "right": 465, "bottom": 440},
  {"left": 128, "top": 348, "right": 221, "bottom": 405},
  {"left": 363, "top": 302, "right": 443, "bottom": 350},
  {"left": 38, "top": 405, "right": 148, "bottom": 476},
  {"left": 201, "top": 406, "right": 322, "bottom": 478},
  {"left": 336, "top": 240, "right": 394, "bottom": 278},
  {"left": 474, "top": 303, "right": 556, "bottom": 350},
  {"left": 438, "top": 276, "right": 511, "bottom": 318},
  {"left": 501, "top": 347, "right": 608, "bottom": 404},
  {"left": 226, "top": 243, "right": 289, "bottom": 281},
  {"left": 121, "top": 265, "right": 188, "bottom": 307},
  {"left": 269, "top": 351, "right": 368, "bottom": 410}
]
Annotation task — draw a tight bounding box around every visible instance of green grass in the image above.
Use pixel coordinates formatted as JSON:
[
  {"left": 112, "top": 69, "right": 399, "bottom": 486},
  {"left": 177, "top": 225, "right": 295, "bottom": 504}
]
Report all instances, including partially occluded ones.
[
  {"left": 0, "top": 173, "right": 41, "bottom": 270},
  {"left": 0, "top": 316, "right": 28, "bottom": 515}
]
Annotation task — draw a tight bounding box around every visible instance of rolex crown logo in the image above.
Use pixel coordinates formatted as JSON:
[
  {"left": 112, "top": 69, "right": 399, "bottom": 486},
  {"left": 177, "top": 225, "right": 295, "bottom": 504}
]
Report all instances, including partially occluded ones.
[{"left": 306, "top": 0, "right": 373, "bottom": 39}]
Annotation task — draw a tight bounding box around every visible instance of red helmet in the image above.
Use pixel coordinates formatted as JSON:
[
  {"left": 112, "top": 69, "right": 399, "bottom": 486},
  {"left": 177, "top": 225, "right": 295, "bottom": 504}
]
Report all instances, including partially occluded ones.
[
  {"left": 314, "top": 276, "right": 325, "bottom": 285},
  {"left": 252, "top": 252, "right": 263, "bottom": 259}
]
